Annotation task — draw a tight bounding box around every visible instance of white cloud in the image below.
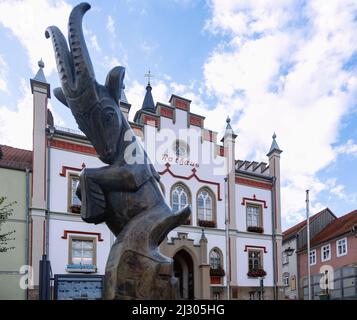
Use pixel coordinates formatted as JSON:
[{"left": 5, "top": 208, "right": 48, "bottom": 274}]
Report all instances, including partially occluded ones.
[
  {"left": 203, "top": 0, "right": 357, "bottom": 228},
  {"left": 90, "top": 35, "right": 101, "bottom": 52},
  {"left": 140, "top": 41, "right": 156, "bottom": 55},
  {"left": 0, "top": 55, "right": 8, "bottom": 92},
  {"left": 106, "top": 15, "right": 116, "bottom": 36},
  {"left": 0, "top": 0, "right": 72, "bottom": 76},
  {"left": 0, "top": 78, "right": 64, "bottom": 150},
  {"left": 0, "top": 80, "right": 33, "bottom": 149},
  {"left": 335, "top": 139, "right": 357, "bottom": 157}
]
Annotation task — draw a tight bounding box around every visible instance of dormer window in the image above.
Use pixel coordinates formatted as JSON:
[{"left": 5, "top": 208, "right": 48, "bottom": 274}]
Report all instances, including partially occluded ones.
[{"left": 173, "top": 140, "right": 189, "bottom": 158}]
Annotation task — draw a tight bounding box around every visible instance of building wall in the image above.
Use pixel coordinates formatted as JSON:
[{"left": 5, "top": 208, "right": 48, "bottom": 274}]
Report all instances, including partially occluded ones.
[
  {"left": 48, "top": 217, "right": 112, "bottom": 276},
  {"left": 0, "top": 168, "right": 29, "bottom": 300},
  {"left": 281, "top": 238, "right": 298, "bottom": 299},
  {"left": 298, "top": 234, "right": 357, "bottom": 281}
]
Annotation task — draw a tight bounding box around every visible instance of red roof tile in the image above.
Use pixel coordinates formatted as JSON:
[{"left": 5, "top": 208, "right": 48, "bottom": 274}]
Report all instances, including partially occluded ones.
[
  {"left": 309, "top": 210, "right": 357, "bottom": 248},
  {"left": 283, "top": 208, "right": 334, "bottom": 241},
  {"left": 0, "top": 145, "right": 32, "bottom": 171}
]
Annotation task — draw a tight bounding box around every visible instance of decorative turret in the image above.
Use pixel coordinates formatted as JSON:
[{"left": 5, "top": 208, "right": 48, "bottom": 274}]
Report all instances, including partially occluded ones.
[
  {"left": 141, "top": 82, "right": 155, "bottom": 113},
  {"left": 133, "top": 71, "right": 159, "bottom": 126},
  {"left": 267, "top": 132, "right": 282, "bottom": 157},
  {"left": 30, "top": 59, "right": 50, "bottom": 97},
  {"left": 29, "top": 59, "right": 51, "bottom": 293},
  {"left": 267, "top": 132, "right": 283, "bottom": 292}
]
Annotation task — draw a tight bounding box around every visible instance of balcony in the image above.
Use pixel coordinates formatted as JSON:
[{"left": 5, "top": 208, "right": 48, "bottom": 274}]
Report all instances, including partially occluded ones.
[{"left": 198, "top": 220, "right": 216, "bottom": 228}]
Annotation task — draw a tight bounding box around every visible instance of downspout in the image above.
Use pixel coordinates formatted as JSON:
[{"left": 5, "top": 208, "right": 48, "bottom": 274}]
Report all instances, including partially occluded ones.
[
  {"left": 296, "top": 234, "right": 301, "bottom": 299},
  {"left": 224, "top": 176, "right": 230, "bottom": 300},
  {"left": 45, "top": 126, "right": 55, "bottom": 258},
  {"left": 25, "top": 168, "right": 30, "bottom": 300},
  {"left": 271, "top": 176, "right": 277, "bottom": 299}
]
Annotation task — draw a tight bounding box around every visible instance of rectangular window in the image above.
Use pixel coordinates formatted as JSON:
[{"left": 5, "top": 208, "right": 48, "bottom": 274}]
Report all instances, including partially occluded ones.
[
  {"left": 282, "top": 252, "right": 289, "bottom": 265},
  {"left": 68, "top": 237, "right": 97, "bottom": 273},
  {"left": 321, "top": 244, "right": 331, "bottom": 262},
  {"left": 248, "top": 250, "right": 262, "bottom": 271},
  {"left": 309, "top": 249, "right": 316, "bottom": 265},
  {"left": 336, "top": 238, "right": 347, "bottom": 257},
  {"left": 290, "top": 275, "right": 296, "bottom": 291},
  {"left": 246, "top": 204, "right": 262, "bottom": 228},
  {"left": 69, "top": 174, "right": 81, "bottom": 213},
  {"left": 283, "top": 275, "right": 289, "bottom": 286}
]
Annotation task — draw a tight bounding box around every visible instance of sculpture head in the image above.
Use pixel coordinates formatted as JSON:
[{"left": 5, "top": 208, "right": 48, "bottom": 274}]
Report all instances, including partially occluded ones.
[{"left": 45, "top": 2, "right": 125, "bottom": 164}]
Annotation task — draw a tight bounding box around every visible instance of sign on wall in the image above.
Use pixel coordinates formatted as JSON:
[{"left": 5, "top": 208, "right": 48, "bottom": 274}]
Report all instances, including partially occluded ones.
[{"left": 54, "top": 274, "right": 104, "bottom": 300}]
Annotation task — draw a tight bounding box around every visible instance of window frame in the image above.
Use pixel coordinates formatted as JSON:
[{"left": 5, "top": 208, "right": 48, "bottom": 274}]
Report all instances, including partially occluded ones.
[
  {"left": 68, "top": 235, "right": 97, "bottom": 269},
  {"left": 170, "top": 182, "right": 191, "bottom": 224},
  {"left": 196, "top": 187, "right": 216, "bottom": 227},
  {"left": 246, "top": 203, "right": 263, "bottom": 231},
  {"left": 336, "top": 237, "right": 348, "bottom": 257},
  {"left": 209, "top": 248, "right": 223, "bottom": 270},
  {"left": 283, "top": 274, "right": 289, "bottom": 287},
  {"left": 68, "top": 173, "right": 81, "bottom": 213},
  {"left": 321, "top": 244, "right": 331, "bottom": 262},
  {"left": 173, "top": 140, "right": 190, "bottom": 158},
  {"left": 248, "top": 249, "right": 263, "bottom": 272},
  {"left": 309, "top": 249, "right": 316, "bottom": 266},
  {"left": 282, "top": 252, "right": 289, "bottom": 265},
  {"left": 290, "top": 275, "right": 297, "bottom": 291}
]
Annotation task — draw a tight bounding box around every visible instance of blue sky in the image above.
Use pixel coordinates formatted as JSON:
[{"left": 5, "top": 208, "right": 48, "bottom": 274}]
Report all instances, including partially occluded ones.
[{"left": 0, "top": 0, "right": 357, "bottom": 230}]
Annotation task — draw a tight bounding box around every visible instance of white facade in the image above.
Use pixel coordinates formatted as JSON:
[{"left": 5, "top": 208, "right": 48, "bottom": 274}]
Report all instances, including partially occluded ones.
[{"left": 29, "top": 68, "right": 283, "bottom": 299}]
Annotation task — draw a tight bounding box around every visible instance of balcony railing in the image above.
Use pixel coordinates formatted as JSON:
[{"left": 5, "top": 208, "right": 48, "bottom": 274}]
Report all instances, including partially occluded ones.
[{"left": 55, "top": 125, "right": 86, "bottom": 137}]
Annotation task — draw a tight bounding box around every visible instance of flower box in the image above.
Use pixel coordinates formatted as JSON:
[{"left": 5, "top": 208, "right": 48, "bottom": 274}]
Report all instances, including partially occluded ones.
[
  {"left": 247, "top": 268, "right": 266, "bottom": 278},
  {"left": 247, "top": 226, "right": 264, "bottom": 233},
  {"left": 70, "top": 205, "right": 81, "bottom": 214},
  {"left": 198, "top": 220, "right": 216, "bottom": 228},
  {"left": 66, "top": 264, "right": 97, "bottom": 273},
  {"left": 210, "top": 267, "right": 225, "bottom": 277},
  {"left": 210, "top": 276, "right": 221, "bottom": 285}
]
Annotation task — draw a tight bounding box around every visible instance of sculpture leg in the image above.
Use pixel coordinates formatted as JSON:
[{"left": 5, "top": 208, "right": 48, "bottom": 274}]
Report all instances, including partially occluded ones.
[{"left": 104, "top": 204, "right": 191, "bottom": 300}]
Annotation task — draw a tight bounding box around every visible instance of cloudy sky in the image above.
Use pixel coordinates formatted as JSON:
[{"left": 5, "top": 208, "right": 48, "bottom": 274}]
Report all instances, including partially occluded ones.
[{"left": 0, "top": 0, "right": 357, "bottom": 230}]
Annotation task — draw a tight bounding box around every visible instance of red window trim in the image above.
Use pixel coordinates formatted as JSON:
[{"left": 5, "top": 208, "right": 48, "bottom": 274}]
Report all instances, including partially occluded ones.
[
  {"left": 59, "top": 163, "right": 86, "bottom": 177},
  {"left": 241, "top": 195, "right": 268, "bottom": 208},
  {"left": 61, "top": 230, "right": 104, "bottom": 242},
  {"left": 244, "top": 245, "right": 267, "bottom": 253},
  {"left": 236, "top": 177, "right": 272, "bottom": 190}
]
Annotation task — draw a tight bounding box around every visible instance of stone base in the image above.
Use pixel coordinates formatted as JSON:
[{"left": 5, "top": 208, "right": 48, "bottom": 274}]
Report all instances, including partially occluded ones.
[
  {"left": 232, "top": 286, "right": 276, "bottom": 300},
  {"left": 28, "top": 287, "right": 39, "bottom": 300}
]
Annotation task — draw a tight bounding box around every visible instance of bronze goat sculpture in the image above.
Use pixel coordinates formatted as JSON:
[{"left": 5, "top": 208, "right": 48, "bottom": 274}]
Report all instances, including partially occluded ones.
[{"left": 46, "top": 2, "right": 190, "bottom": 299}]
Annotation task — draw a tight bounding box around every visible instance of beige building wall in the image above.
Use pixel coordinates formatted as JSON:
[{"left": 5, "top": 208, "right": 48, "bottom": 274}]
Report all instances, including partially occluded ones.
[{"left": 0, "top": 168, "right": 30, "bottom": 300}]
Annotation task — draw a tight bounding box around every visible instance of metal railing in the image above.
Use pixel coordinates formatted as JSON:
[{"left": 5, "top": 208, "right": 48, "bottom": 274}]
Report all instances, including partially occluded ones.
[{"left": 54, "top": 125, "right": 86, "bottom": 136}]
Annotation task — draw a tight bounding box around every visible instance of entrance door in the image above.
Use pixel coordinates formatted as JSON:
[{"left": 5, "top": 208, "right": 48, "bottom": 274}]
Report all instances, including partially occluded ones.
[{"left": 173, "top": 249, "right": 194, "bottom": 299}]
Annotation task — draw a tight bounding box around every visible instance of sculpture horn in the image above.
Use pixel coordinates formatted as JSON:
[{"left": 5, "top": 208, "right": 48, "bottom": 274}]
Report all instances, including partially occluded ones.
[
  {"left": 45, "top": 26, "right": 75, "bottom": 96},
  {"left": 68, "top": 2, "right": 95, "bottom": 89}
]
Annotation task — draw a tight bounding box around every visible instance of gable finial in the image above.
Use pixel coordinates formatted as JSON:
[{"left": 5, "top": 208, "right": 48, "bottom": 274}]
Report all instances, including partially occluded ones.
[{"left": 144, "top": 69, "right": 154, "bottom": 86}]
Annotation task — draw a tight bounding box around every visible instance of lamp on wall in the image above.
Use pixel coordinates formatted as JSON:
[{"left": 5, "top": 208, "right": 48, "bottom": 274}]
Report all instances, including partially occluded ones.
[{"left": 284, "top": 247, "right": 295, "bottom": 257}]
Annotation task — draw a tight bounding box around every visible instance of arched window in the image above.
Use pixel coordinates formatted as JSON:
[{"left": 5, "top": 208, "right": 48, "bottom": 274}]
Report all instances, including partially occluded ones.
[
  {"left": 171, "top": 183, "right": 190, "bottom": 213},
  {"left": 209, "top": 248, "right": 225, "bottom": 277},
  {"left": 209, "top": 249, "right": 222, "bottom": 270},
  {"left": 197, "top": 187, "right": 216, "bottom": 227}
]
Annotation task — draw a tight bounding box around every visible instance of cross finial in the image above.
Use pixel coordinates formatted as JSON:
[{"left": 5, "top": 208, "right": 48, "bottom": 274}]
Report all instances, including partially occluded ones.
[
  {"left": 38, "top": 58, "right": 44, "bottom": 69},
  {"left": 144, "top": 70, "right": 154, "bottom": 86}
]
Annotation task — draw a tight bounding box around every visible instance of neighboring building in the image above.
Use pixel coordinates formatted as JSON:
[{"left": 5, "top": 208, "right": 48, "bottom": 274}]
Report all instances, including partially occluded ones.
[
  {"left": 297, "top": 210, "right": 357, "bottom": 300},
  {"left": 26, "top": 60, "right": 284, "bottom": 300},
  {"left": 0, "top": 145, "right": 32, "bottom": 299},
  {"left": 281, "top": 208, "right": 336, "bottom": 299}
]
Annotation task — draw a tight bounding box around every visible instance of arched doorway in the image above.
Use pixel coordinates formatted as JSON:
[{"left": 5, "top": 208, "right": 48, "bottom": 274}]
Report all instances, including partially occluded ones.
[{"left": 173, "top": 249, "right": 194, "bottom": 299}]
